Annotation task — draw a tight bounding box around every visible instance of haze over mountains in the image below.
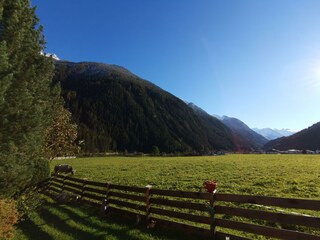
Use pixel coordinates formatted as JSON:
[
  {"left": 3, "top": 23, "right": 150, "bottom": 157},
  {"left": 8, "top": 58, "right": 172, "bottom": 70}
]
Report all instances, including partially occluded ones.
[
  {"left": 53, "top": 60, "right": 319, "bottom": 153},
  {"left": 252, "top": 128, "right": 296, "bottom": 140}
]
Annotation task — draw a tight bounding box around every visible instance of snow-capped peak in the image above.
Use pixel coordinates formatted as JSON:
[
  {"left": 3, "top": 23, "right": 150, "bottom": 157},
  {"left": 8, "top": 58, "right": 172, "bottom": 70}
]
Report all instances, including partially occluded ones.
[{"left": 40, "top": 51, "right": 60, "bottom": 61}]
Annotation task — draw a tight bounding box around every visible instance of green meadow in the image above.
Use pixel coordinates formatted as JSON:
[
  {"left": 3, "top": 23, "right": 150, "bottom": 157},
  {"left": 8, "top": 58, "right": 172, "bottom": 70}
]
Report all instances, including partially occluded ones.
[
  {"left": 50, "top": 154, "right": 320, "bottom": 199},
  {"left": 14, "top": 154, "right": 320, "bottom": 240}
]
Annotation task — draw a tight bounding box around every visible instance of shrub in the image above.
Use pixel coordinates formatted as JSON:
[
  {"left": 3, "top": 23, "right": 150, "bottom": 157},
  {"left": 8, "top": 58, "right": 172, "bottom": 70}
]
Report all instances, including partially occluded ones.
[
  {"left": 0, "top": 199, "right": 19, "bottom": 240},
  {"left": 17, "top": 187, "right": 45, "bottom": 221}
]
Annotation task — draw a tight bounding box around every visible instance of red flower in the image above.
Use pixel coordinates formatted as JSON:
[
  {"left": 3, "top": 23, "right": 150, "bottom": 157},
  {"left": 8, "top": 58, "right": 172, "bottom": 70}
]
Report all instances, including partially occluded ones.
[{"left": 203, "top": 180, "right": 218, "bottom": 193}]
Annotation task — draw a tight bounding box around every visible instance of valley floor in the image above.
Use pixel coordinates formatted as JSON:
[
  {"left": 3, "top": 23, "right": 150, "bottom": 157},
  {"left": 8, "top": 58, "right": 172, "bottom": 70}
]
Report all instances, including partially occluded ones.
[
  {"left": 49, "top": 154, "right": 320, "bottom": 199},
  {"left": 14, "top": 154, "right": 320, "bottom": 240}
]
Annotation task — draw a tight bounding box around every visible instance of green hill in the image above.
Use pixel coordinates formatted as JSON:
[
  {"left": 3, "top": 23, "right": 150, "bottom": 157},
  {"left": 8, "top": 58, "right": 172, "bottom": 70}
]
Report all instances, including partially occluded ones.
[{"left": 54, "top": 61, "right": 236, "bottom": 153}]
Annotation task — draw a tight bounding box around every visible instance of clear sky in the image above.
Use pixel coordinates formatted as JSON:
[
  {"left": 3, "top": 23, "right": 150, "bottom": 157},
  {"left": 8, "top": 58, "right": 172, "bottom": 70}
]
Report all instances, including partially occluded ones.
[{"left": 31, "top": 0, "right": 320, "bottom": 131}]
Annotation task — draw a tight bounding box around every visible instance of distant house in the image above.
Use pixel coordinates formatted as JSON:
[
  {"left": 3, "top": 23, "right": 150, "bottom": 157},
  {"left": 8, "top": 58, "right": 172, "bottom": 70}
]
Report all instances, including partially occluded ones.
[
  {"left": 287, "top": 149, "right": 302, "bottom": 154},
  {"left": 306, "top": 150, "right": 315, "bottom": 154}
]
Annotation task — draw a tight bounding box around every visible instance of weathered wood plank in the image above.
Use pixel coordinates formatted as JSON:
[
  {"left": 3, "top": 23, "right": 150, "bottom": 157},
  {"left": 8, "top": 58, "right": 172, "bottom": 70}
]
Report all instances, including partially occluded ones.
[
  {"left": 64, "top": 176, "right": 85, "bottom": 183},
  {"left": 151, "top": 197, "right": 207, "bottom": 211},
  {"left": 51, "top": 178, "right": 64, "bottom": 184},
  {"left": 82, "top": 192, "right": 105, "bottom": 202},
  {"left": 215, "top": 205, "right": 320, "bottom": 229},
  {"left": 84, "top": 180, "right": 106, "bottom": 188},
  {"left": 84, "top": 186, "right": 106, "bottom": 195},
  {"left": 215, "top": 194, "right": 320, "bottom": 210},
  {"left": 63, "top": 186, "right": 82, "bottom": 196},
  {"left": 106, "top": 206, "right": 144, "bottom": 220},
  {"left": 52, "top": 174, "right": 65, "bottom": 179},
  {"left": 110, "top": 184, "right": 146, "bottom": 193},
  {"left": 215, "top": 218, "right": 320, "bottom": 240},
  {"left": 48, "top": 186, "right": 60, "bottom": 193},
  {"left": 108, "top": 199, "right": 145, "bottom": 212},
  {"left": 151, "top": 217, "right": 211, "bottom": 239},
  {"left": 151, "top": 189, "right": 211, "bottom": 200},
  {"left": 109, "top": 192, "right": 145, "bottom": 202},
  {"left": 63, "top": 181, "right": 82, "bottom": 190},
  {"left": 150, "top": 206, "right": 211, "bottom": 224},
  {"left": 50, "top": 182, "right": 63, "bottom": 189}
]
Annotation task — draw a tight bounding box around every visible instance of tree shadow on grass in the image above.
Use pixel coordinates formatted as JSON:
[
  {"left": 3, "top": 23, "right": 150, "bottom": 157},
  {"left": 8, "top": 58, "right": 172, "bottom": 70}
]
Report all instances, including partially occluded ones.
[{"left": 16, "top": 219, "right": 54, "bottom": 240}]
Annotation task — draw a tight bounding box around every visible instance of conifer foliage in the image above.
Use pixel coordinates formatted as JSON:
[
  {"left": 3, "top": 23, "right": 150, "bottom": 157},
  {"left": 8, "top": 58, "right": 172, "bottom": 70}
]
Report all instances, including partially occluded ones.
[{"left": 0, "top": 0, "right": 58, "bottom": 197}]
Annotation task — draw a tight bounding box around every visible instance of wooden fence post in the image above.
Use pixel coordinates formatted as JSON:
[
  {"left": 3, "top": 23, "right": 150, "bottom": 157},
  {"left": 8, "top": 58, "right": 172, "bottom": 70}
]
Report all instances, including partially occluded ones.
[
  {"left": 62, "top": 175, "right": 67, "bottom": 192},
  {"left": 80, "top": 179, "right": 87, "bottom": 202},
  {"left": 49, "top": 173, "right": 56, "bottom": 190},
  {"left": 145, "top": 184, "right": 152, "bottom": 228},
  {"left": 210, "top": 189, "right": 217, "bottom": 239},
  {"left": 101, "top": 182, "right": 111, "bottom": 215},
  {"left": 48, "top": 175, "right": 54, "bottom": 190}
]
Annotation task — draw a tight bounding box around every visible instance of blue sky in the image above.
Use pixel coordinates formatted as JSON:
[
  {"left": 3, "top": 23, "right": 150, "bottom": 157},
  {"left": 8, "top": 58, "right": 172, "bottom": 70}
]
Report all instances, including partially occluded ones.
[{"left": 32, "top": 0, "right": 320, "bottom": 131}]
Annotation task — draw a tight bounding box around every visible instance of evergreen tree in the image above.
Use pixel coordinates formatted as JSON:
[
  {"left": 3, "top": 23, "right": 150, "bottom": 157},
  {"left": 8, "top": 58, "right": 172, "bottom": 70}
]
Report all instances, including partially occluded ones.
[
  {"left": 151, "top": 146, "right": 160, "bottom": 156},
  {"left": 0, "top": 0, "right": 59, "bottom": 197}
]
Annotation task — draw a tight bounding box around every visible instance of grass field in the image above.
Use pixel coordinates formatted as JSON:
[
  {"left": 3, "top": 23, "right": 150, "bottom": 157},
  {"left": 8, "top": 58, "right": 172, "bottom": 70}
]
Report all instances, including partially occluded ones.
[
  {"left": 14, "top": 200, "right": 192, "bottom": 240},
  {"left": 50, "top": 154, "right": 320, "bottom": 199},
  {"left": 14, "top": 154, "right": 320, "bottom": 240}
]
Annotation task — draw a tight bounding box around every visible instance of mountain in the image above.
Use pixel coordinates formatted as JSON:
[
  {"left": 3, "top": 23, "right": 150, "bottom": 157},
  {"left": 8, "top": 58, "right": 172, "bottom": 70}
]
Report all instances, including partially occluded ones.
[
  {"left": 186, "top": 103, "right": 236, "bottom": 151},
  {"left": 263, "top": 122, "right": 320, "bottom": 151},
  {"left": 187, "top": 107, "right": 268, "bottom": 151},
  {"left": 252, "top": 128, "right": 296, "bottom": 140},
  {"left": 221, "top": 116, "right": 269, "bottom": 151},
  {"left": 54, "top": 61, "right": 236, "bottom": 153}
]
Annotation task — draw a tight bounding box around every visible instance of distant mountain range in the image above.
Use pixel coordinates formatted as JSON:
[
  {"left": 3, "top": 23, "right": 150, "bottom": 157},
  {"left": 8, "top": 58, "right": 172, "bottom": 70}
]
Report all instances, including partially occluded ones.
[
  {"left": 187, "top": 106, "right": 268, "bottom": 151},
  {"left": 252, "top": 128, "right": 296, "bottom": 140},
  {"left": 54, "top": 61, "right": 237, "bottom": 153},
  {"left": 264, "top": 122, "right": 320, "bottom": 151}
]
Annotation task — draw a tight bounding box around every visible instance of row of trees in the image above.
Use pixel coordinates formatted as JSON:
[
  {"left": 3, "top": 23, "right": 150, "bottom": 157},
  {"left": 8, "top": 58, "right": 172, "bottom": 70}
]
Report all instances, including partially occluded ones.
[{"left": 0, "top": 0, "right": 78, "bottom": 200}]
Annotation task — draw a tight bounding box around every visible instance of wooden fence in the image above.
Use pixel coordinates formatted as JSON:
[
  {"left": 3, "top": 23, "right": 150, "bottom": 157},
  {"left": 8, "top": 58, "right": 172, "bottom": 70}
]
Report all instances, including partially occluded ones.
[{"left": 38, "top": 175, "right": 320, "bottom": 240}]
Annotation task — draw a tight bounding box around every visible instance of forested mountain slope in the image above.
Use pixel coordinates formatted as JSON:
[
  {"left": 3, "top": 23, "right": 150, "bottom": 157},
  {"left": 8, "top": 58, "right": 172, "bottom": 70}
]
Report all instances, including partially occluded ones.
[
  {"left": 54, "top": 61, "right": 236, "bottom": 153},
  {"left": 264, "top": 122, "right": 320, "bottom": 151}
]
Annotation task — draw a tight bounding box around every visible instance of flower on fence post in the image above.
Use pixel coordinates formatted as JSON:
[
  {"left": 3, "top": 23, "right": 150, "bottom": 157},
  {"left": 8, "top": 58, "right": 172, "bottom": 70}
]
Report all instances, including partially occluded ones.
[{"left": 203, "top": 180, "right": 218, "bottom": 194}]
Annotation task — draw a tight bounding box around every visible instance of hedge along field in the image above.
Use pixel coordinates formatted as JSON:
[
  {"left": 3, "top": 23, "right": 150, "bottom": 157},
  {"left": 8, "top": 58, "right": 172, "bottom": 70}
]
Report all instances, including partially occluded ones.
[{"left": 51, "top": 154, "right": 320, "bottom": 200}]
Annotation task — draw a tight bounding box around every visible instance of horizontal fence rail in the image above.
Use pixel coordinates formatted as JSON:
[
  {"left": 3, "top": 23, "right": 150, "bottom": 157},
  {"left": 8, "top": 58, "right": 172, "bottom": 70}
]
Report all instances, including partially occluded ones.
[{"left": 39, "top": 175, "right": 320, "bottom": 240}]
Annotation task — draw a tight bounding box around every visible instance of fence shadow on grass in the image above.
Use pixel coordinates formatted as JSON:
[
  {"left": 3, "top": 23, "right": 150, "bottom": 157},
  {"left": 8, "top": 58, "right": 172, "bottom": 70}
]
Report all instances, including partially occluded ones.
[
  {"left": 16, "top": 218, "right": 55, "bottom": 240},
  {"left": 56, "top": 203, "right": 196, "bottom": 240},
  {"left": 17, "top": 202, "right": 195, "bottom": 240},
  {"left": 38, "top": 205, "right": 128, "bottom": 240}
]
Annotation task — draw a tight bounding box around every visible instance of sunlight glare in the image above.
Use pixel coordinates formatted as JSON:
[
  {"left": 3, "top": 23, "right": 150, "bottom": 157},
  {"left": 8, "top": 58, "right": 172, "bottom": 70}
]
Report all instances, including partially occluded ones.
[{"left": 309, "top": 60, "right": 320, "bottom": 89}]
